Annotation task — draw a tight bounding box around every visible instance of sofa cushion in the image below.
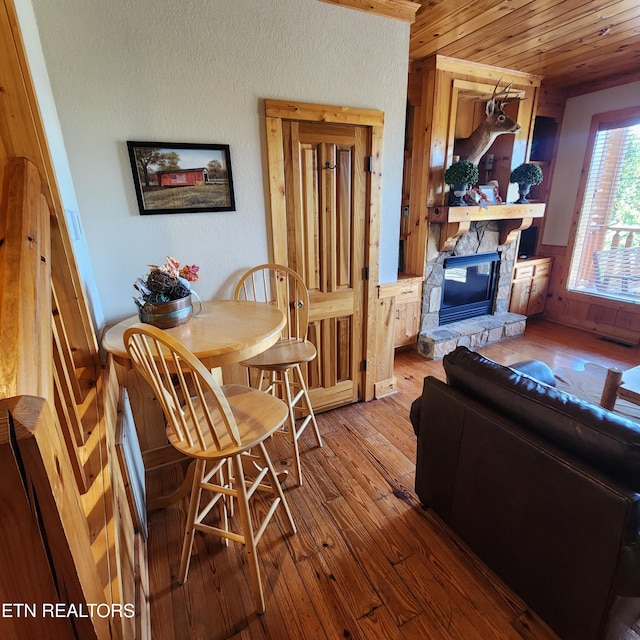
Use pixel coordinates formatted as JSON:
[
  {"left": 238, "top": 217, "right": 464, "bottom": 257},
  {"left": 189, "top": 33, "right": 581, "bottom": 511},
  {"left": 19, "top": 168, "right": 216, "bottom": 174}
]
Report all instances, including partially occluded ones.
[{"left": 443, "top": 346, "right": 640, "bottom": 491}]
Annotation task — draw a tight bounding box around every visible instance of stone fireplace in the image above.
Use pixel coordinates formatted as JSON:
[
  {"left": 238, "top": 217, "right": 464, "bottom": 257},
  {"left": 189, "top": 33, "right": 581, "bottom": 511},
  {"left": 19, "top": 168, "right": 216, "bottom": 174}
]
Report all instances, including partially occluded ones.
[
  {"left": 439, "top": 251, "right": 500, "bottom": 324},
  {"left": 418, "top": 220, "right": 527, "bottom": 359}
]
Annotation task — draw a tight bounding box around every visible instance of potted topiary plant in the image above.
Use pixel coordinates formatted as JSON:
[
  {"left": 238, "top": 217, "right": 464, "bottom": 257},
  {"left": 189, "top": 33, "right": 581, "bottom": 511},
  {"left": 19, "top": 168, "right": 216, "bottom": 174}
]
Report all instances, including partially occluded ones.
[
  {"left": 509, "top": 162, "right": 543, "bottom": 204},
  {"left": 444, "top": 160, "right": 479, "bottom": 206}
]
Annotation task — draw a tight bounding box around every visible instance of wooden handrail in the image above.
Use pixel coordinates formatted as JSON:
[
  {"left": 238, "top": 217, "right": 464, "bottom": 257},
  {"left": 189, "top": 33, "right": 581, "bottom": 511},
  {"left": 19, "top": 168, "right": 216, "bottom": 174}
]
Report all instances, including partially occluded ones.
[{"left": 0, "top": 158, "right": 52, "bottom": 402}]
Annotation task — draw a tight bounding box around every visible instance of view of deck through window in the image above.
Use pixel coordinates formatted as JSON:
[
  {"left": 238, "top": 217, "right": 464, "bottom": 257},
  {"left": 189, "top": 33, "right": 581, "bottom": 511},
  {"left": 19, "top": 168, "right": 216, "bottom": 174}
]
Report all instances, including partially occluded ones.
[
  {"left": 567, "top": 116, "right": 640, "bottom": 303},
  {"left": 567, "top": 115, "right": 640, "bottom": 303}
]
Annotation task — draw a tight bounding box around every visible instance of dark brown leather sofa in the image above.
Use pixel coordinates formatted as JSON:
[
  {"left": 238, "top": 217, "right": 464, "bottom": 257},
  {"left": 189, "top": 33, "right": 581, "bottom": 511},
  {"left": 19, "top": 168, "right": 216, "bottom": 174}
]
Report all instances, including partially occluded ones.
[{"left": 410, "top": 346, "right": 640, "bottom": 640}]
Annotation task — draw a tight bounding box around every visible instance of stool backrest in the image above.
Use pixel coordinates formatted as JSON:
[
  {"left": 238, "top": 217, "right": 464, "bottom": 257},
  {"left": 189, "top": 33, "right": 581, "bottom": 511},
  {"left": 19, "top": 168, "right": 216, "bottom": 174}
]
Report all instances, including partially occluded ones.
[
  {"left": 124, "top": 324, "right": 241, "bottom": 454},
  {"left": 234, "top": 264, "right": 310, "bottom": 341}
]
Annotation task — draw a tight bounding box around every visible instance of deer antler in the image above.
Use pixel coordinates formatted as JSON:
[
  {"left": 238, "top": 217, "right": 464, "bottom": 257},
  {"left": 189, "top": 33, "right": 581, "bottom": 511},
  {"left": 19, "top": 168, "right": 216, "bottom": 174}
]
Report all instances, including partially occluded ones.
[{"left": 486, "top": 80, "right": 522, "bottom": 115}]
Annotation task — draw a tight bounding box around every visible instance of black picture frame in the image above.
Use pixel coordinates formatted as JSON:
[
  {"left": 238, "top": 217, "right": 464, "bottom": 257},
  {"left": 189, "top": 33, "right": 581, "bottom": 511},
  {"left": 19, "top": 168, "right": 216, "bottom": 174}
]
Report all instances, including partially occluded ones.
[{"left": 127, "top": 141, "right": 236, "bottom": 215}]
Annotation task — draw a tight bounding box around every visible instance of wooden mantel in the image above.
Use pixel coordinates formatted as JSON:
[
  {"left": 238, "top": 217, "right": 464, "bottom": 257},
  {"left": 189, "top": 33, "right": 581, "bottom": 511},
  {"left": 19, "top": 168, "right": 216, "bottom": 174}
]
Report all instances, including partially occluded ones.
[{"left": 428, "top": 203, "right": 546, "bottom": 251}]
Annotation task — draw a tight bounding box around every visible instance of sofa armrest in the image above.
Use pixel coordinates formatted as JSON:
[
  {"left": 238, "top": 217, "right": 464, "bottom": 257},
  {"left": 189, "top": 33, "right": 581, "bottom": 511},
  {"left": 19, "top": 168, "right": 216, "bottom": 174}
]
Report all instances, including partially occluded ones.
[{"left": 410, "top": 395, "right": 421, "bottom": 436}]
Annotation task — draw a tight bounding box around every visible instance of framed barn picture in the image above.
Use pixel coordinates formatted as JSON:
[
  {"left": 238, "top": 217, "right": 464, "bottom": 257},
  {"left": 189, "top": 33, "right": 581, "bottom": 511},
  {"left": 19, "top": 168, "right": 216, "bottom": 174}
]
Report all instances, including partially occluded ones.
[{"left": 127, "top": 141, "right": 236, "bottom": 215}]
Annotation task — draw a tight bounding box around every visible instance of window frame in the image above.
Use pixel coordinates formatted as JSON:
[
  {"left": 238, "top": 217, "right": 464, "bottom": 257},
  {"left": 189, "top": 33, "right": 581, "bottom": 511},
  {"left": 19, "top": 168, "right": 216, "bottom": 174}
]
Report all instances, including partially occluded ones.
[{"left": 564, "top": 104, "right": 640, "bottom": 309}]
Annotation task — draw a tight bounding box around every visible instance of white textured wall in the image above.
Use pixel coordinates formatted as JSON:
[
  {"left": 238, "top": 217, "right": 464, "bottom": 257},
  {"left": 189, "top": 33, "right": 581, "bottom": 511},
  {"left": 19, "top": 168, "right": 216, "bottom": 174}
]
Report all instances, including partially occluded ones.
[
  {"left": 28, "top": 0, "right": 409, "bottom": 325},
  {"left": 14, "top": 0, "right": 105, "bottom": 328},
  {"left": 543, "top": 80, "right": 640, "bottom": 246}
]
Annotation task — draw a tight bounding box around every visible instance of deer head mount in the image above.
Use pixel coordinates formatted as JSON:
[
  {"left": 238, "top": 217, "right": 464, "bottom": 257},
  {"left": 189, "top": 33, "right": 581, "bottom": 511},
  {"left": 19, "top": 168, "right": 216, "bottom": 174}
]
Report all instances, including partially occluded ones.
[{"left": 453, "top": 81, "right": 522, "bottom": 166}]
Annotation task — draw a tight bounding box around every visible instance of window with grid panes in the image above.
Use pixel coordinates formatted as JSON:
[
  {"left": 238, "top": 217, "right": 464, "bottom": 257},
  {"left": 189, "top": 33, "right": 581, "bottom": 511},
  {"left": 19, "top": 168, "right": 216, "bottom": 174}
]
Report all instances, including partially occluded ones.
[{"left": 567, "top": 108, "right": 640, "bottom": 303}]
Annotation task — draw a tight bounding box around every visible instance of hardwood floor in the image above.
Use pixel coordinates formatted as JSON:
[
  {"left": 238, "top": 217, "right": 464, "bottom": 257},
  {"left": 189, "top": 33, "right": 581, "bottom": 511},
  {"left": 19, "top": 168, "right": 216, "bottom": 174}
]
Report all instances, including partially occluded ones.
[{"left": 146, "top": 319, "right": 640, "bottom": 640}]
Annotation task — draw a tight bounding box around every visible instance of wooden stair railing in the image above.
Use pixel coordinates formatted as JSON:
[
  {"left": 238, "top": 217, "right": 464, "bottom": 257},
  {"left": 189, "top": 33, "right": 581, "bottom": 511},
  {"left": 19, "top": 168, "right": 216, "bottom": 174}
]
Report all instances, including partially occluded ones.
[
  {"left": 0, "top": 156, "right": 148, "bottom": 639},
  {"left": 0, "top": 1, "right": 149, "bottom": 635},
  {"left": 0, "top": 157, "right": 111, "bottom": 639}
]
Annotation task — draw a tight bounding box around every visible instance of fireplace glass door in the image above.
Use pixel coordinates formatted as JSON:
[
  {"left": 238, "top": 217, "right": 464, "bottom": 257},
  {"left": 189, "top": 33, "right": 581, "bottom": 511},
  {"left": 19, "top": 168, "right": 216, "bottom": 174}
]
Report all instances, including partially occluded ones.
[{"left": 439, "top": 252, "right": 500, "bottom": 325}]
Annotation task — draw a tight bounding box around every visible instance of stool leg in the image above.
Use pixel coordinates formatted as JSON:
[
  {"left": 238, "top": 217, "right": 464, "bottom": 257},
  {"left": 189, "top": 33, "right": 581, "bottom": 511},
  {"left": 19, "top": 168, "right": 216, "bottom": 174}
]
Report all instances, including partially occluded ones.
[
  {"left": 232, "top": 454, "right": 265, "bottom": 614},
  {"left": 257, "top": 441, "right": 296, "bottom": 535},
  {"left": 257, "top": 369, "right": 267, "bottom": 392},
  {"left": 225, "top": 458, "right": 235, "bottom": 518},
  {"left": 179, "top": 458, "right": 206, "bottom": 584},
  {"left": 282, "top": 368, "right": 303, "bottom": 485},
  {"left": 217, "top": 464, "right": 230, "bottom": 547},
  {"left": 294, "top": 363, "right": 322, "bottom": 447}
]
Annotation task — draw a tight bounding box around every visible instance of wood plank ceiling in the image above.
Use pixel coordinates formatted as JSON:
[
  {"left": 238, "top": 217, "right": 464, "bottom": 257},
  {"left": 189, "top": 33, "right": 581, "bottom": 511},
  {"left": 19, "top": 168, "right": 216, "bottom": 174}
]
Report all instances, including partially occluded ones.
[{"left": 409, "top": 0, "right": 640, "bottom": 93}]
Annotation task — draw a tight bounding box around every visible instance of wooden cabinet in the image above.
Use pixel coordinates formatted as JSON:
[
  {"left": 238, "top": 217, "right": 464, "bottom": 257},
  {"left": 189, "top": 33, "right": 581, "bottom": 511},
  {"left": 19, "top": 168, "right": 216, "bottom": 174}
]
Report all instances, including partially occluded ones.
[
  {"left": 394, "top": 280, "right": 422, "bottom": 347},
  {"left": 377, "top": 277, "right": 423, "bottom": 355},
  {"left": 509, "top": 257, "right": 553, "bottom": 316}
]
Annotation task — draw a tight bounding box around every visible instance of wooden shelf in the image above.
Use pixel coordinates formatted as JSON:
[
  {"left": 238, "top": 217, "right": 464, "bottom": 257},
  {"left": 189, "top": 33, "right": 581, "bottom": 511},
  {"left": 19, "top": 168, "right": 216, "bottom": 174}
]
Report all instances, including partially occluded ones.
[
  {"left": 428, "top": 203, "right": 545, "bottom": 223},
  {"left": 428, "top": 203, "right": 546, "bottom": 250}
]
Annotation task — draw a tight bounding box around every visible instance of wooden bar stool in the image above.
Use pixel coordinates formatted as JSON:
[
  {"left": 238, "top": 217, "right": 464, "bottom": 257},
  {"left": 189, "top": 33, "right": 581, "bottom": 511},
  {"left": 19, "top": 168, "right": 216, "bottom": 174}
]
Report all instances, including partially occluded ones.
[
  {"left": 124, "top": 323, "right": 296, "bottom": 614},
  {"left": 234, "top": 264, "right": 323, "bottom": 486}
]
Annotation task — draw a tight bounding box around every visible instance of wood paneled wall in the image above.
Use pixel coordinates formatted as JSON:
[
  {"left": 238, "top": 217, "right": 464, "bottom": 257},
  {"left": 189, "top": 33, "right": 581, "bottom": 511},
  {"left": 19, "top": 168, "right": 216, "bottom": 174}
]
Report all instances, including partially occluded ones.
[
  {"left": 404, "top": 56, "right": 541, "bottom": 279},
  {"left": 537, "top": 97, "right": 640, "bottom": 346},
  {"left": 541, "top": 254, "right": 640, "bottom": 345}
]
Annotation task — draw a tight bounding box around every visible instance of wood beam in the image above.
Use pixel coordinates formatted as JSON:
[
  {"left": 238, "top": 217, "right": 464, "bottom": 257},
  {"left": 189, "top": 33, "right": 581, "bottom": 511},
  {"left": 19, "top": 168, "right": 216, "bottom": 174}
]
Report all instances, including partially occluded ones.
[{"left": 318, "top": 0, "right": 420, "bottom": 23}]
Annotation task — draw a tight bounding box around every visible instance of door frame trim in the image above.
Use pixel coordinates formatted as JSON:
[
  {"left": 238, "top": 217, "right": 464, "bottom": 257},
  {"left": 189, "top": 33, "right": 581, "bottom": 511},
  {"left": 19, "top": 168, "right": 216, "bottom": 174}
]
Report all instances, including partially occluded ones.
[{"left": 263, "top": 99, "right": 383, "bottom": 402}]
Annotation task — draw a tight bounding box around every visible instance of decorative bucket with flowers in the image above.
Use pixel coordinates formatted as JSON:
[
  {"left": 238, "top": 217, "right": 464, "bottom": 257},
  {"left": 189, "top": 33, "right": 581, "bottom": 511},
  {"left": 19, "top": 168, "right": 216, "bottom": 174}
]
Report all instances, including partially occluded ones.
[{"left": 133, "top": 257, "right": 201, "bottom": 328}]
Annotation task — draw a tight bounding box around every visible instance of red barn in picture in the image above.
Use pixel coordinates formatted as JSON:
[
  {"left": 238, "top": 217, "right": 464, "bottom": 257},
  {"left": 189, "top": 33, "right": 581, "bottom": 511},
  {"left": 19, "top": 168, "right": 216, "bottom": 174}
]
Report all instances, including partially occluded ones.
[{"left": 157, "top": 167, "right": 208, "bottom": 187}]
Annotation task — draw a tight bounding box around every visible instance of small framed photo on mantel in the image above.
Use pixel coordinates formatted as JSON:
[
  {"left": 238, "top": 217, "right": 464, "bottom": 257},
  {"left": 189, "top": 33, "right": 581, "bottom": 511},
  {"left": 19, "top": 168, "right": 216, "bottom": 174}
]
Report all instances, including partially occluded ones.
[
  {"left": 127, "top": 141, "right": 236, "bottom": 215},
  {"left": 478, "top": 185, "right": 499, "bottom": 205}
]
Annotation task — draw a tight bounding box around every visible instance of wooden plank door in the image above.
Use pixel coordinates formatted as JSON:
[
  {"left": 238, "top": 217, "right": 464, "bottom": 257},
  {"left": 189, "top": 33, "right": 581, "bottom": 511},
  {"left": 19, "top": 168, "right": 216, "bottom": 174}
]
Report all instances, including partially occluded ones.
[{"left": 282, "top": 121, "right": 368, "bottom": 411}]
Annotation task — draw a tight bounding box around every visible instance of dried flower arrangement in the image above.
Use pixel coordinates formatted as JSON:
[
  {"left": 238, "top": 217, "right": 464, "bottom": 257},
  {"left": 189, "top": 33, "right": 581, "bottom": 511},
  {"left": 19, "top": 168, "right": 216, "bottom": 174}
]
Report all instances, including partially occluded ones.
[{"left": 133, "top": 256, "right": 200, "bottom": 310}]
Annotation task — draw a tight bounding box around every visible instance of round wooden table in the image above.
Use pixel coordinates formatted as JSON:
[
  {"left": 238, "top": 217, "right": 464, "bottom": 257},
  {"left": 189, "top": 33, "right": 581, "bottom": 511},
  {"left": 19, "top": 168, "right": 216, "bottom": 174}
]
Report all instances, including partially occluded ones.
[
  {"left": 102, "top": 299, "right": 286, "bottom": 369},
  {"left": 102, "top": 299, "right": 286, "bottom": 510}
]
